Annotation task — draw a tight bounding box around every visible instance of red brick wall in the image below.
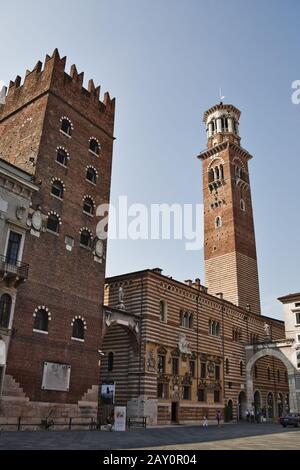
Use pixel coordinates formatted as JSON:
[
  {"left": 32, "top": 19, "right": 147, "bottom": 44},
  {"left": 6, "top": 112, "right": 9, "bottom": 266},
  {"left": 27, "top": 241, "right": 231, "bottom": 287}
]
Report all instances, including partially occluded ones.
[{"left": 1, "top": 50, "right": 115, "bottom": 405}]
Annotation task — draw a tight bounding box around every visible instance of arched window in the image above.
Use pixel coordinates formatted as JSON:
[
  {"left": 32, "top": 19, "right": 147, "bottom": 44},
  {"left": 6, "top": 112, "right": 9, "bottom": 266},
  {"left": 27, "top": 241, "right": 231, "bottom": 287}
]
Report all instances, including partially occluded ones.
[
  {"left": 235, "top": 165, "right": 241, "bottom": 178},
  {"left": 215, "top": 166, "right": 220, "bottom": 180},
  {"left": 0, "top": 294, "right": 12, "bottom": 329},
  {"left": 211, "top": 120, "right": 215, "bottom": 134},
  {"left": 209, "top": 319, "right": 220, "bottom": 336},
  {"left": 240, "top": 361, "right": 244, "bottom": 376},
  {"left": 86, "top": 167, "right": 97, "bottom": 184},
  {"left": 159, "top": 300, "right": 166, "bottom": 322},
  {"left": 209, "top": 168, "right": 215, "bottom": 183},
  {"left": 225, "top": 358, "right": 230, "bottom": 375},
  {"left": 34, "top": 308, "right": 49, "bottom": 332},
  {"left": 233, "top": 120, "right": 238, "bottom": 134},
  {"left": 51, "top": 180, "right": 64, "bottom": 199},
  {"left": 215, "top": 216, "right": 222, "bottom": 229},
  {"left": 108, "top": 352, "right": 114, "bottom": 372},
  {"left": 61, "top": 118, "right": 72, "bottom": 136},
  {"left": 89, "top": 138, "right": 100, "bottom": 156},
  {"left": 240, "top": 199, "right": 245, "bottom": 211},
  {"left": 80, "top": 229, "right": 92, "bottom": 248},
  {"left": 47, "top": 213, "right": 60, "bottom": 234},
  {"left": 180, "top": 311, "right": 192, "bottom": 328},
  {"left": 221, "top": 116, "right": 228, "bottom": 132},
  {"left": 83, "top": 197, "right": 94, "bottom": 215},
  {"left": 56, "top": 148, "right": 68, "bottom": 166},
  {"left": 72, "top": 319, "right": 85, "bottom": 340}
]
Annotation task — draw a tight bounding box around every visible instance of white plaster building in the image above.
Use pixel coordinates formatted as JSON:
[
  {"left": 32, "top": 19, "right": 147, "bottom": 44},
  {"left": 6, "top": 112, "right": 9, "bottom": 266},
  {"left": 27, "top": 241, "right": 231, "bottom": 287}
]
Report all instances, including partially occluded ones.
[
  {"left": 278, "top": 293, "right": 300, "bottom": 372},
  {"left": 0, "top": 158, "right": 38, "bottom": 397}
]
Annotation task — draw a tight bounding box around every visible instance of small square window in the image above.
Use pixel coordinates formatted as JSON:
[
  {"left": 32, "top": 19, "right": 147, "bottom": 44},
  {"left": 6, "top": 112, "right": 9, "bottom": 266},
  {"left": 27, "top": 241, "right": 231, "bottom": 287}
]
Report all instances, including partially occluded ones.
[{"left": 158, "top": 355, "right": 165, "bottom": 374}]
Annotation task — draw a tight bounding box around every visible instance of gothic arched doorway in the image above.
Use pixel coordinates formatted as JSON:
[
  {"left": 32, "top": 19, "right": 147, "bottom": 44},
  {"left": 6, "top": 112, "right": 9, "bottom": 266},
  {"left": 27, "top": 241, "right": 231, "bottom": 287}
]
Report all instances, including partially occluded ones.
[{"left": 238, "top": 391, "right": 247, "bottom": 420}]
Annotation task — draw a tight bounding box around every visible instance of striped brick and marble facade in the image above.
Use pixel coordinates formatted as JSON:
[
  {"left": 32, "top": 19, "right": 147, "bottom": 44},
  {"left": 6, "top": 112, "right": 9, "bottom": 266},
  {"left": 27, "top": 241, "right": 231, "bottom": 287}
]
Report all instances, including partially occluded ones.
[{"left": 102, "top": 269, "right": 288, "bottom": 425}]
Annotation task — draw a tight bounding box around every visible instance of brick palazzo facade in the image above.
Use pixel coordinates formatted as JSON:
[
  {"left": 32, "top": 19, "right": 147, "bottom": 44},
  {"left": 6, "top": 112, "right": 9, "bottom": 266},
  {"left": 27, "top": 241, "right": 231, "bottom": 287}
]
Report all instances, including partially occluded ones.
[
  {"left": 0, "top": 50, "right": 115, "bottom": 422},
  {"left": 102, "top": 270, "right": 288, "bottom": 425}
]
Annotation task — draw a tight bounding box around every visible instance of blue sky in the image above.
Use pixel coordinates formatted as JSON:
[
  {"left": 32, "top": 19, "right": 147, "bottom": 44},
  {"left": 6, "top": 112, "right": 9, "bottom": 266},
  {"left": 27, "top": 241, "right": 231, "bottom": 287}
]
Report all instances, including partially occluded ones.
[{"left": 1, "top": 0, "right": 299, "bottom": 320}]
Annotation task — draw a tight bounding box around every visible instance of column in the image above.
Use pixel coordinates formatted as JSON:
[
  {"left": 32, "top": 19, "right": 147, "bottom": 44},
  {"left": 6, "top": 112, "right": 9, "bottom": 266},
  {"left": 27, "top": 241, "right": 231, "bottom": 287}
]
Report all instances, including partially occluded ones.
[{"left": 216, "top": 117, "right": 222, "bottom": 133}]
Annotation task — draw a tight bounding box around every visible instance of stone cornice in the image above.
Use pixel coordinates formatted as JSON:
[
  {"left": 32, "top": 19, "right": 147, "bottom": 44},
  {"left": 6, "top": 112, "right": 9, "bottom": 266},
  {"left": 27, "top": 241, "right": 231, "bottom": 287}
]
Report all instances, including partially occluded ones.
[
  {"left": 203, "top": 103, "right": 241, "bottom": 123},
  {"left": 197, "top": 141, "right": 253, "bottom": 161}
]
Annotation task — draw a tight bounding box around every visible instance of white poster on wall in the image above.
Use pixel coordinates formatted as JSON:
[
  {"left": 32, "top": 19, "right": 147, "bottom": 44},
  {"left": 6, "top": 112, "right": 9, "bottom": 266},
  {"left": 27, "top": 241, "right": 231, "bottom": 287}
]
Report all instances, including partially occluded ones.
[
  {"left": 114, "top": 406, "right": 126, "bottom": 432},
  {"left": 41, "top": 362, "right": 71, "bottom": 392}
]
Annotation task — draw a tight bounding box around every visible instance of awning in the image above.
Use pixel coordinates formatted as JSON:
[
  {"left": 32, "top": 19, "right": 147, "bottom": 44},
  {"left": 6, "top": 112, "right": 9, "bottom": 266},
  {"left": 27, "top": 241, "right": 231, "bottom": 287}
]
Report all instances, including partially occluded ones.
[{"left": 0, "top": 340, "right": 6, "bottom": 366}]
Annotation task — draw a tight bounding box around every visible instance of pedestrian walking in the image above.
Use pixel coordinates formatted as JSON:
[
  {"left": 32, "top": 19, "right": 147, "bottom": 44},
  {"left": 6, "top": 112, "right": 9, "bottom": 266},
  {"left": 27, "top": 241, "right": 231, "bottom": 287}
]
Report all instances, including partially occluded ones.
[
  {"left": 203, "top": 415, "right": 208, "bottom": 427},
  {"left": 250, "top": 409, "right": 255, "bottom": 424},
  {"left": 246, "top": 409, "right": 250, "bottom": 423}
]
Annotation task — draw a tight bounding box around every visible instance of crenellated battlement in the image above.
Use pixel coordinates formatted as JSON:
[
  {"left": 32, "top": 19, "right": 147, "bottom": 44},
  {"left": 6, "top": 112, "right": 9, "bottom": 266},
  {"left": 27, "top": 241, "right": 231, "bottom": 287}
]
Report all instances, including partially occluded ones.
[{"left": 0, "top": 49, "right": 115, "bottom": 127}]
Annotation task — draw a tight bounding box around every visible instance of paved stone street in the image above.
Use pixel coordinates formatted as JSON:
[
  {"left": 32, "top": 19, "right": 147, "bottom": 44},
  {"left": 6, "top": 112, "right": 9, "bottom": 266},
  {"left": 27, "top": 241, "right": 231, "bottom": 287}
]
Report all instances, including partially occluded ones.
[{"left": 0, "top": 423, "right": 299, "bottom": 450}]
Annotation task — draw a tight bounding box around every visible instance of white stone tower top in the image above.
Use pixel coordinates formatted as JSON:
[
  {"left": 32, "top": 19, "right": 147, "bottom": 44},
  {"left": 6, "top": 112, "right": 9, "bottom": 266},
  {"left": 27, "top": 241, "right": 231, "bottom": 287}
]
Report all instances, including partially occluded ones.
[{"left": 203, "top": 103, "right": 241, "bottom": 149}]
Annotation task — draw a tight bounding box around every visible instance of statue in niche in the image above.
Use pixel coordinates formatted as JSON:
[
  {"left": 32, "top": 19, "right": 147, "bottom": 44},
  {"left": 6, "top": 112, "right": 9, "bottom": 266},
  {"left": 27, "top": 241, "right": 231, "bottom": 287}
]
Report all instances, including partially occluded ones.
[
  {"left": 207, "top": 361, "right": 215, "bottom": 379},
  {"left": 105, "top": 312, "right": 112, "bottom": 327},
  {"left": 178, "top": 333, "right": 191, "bottom": 355},
  {"left": 117, "top": 286, "right": 126, "bottom": 310},
  {"left": 263, "top": 322, "right": 271, "bottom": 338},
  {"left": 146, "top": 350, "right": 156, "bottom": 372}
]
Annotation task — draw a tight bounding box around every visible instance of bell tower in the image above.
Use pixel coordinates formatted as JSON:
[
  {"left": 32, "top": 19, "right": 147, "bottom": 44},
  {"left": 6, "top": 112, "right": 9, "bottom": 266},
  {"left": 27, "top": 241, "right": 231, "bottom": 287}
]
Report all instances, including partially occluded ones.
[{"left": 198, "top": 103, "right": 261, "bottom": 314}]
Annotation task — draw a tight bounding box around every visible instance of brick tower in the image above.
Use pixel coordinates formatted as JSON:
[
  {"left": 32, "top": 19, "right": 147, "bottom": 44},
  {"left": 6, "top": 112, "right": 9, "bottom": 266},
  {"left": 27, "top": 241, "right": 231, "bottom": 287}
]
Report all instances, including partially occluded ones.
[
  {"left": 0, "top": 50, "right": 115, "bottom": 420},
  {"left": 198, "top": 103, "right": 261, "bottom": 314}
]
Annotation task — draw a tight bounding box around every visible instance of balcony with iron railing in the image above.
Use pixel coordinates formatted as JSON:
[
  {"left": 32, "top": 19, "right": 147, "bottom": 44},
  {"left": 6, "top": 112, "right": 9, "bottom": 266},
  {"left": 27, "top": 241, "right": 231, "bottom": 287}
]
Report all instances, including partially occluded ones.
[{"left": 0, "top": 254, "right": 29, "bottom": 286}]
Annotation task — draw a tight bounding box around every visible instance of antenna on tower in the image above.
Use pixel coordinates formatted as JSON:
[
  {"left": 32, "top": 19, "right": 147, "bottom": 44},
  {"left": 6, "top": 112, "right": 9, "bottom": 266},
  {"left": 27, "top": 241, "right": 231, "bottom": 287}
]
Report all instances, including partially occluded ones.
[{"left": 219, "top": 87, "right": 225, "bottom": 104}]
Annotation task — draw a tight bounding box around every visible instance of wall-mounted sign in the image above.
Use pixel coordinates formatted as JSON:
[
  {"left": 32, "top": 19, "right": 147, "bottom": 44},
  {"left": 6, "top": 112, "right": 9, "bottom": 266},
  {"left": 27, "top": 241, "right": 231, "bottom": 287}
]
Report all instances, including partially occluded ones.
[{"left": 101, "top": 381, "right": 115, "bottom": 404}]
